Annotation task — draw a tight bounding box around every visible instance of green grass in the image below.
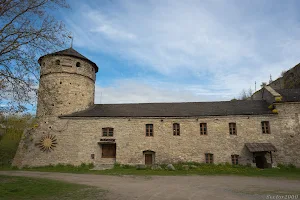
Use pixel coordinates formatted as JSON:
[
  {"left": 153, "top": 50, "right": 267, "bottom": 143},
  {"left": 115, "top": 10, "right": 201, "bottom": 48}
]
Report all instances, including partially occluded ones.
[
  {"left": 1, "top": 162, "right": 300, "bottom": 179},
  {"left": 0, "top": 131, "right": 22, "bottom": 166},
  {"left": 0, "top": 175, "right": 107, "bottom": 200}
]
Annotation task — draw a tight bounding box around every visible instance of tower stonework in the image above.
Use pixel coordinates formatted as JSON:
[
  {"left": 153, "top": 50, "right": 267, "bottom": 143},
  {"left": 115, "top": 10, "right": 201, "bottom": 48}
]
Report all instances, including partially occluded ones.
[
  {"left": 12, "top": 48, "right": 99, "bottom": 167},
  {"left": 37, "top": 48, "right": 98, "bottom": 117}
]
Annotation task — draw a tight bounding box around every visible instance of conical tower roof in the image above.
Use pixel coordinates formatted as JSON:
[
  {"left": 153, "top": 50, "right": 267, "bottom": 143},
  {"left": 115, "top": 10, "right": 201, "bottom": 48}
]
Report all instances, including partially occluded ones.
[{"left": 38, "top": 47, "right": 98, "bottom": 72}]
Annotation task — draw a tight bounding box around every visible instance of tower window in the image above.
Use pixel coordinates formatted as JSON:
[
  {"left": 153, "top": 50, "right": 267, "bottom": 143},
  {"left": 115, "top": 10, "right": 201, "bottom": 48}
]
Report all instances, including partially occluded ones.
[
  {"left": 55, "top": 60, "right": 60, "bottom": 65},
  {"left": 76, "top": 62, "right": 81, "bottom": 67}
]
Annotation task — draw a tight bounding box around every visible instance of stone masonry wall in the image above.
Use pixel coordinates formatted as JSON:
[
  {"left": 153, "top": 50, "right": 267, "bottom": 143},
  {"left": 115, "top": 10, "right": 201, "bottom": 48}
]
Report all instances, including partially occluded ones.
[
  {"left": 275, "top": 103, "right": 300, "bottom": 166},
  {"left": 15, "top": 113, "right": 298, "bottom": 167},
  {"left": 36, "top": 55, "right": 95, "bottom": 117}
]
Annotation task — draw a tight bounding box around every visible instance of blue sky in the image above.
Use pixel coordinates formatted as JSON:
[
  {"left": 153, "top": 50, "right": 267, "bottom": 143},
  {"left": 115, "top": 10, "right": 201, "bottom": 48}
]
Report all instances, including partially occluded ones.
[{"left": 55, "top": 0, "right": 300, "bottom": 104}]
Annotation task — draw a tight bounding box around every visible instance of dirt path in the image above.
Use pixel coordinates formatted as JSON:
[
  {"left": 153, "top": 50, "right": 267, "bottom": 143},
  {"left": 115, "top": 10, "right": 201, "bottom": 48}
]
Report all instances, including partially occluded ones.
[{"left": 1, "top": 171, "right": 300, "bottom": 200}]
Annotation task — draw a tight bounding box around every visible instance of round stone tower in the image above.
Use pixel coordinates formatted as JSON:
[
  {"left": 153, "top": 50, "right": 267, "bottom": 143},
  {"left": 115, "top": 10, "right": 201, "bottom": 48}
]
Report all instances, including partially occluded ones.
[{"left": 36, "top": 48, "right": 98, "bottom": 117}]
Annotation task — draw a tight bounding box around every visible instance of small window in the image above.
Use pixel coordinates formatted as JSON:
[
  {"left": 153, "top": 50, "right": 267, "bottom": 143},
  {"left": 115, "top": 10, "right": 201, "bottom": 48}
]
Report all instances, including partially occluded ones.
[
  {"left": 102, "top": 127, "right": 114, "bottom": 137},
  {"left": 205, "top": 153, "right": 214, "bottom": 164},
  {"left": 76, "top": 62, "right": 81, "bottom": 67},
  {"left": 55, "top": 60, "right": 60, "bottom": 65},
  {"left": 229, "top": 123, "right": 237, "bottom": 135},
  {"left": 231, "top": 154, "right": 239, "bottom": 165},
  {"left": 173, "top": 123, "right": 180, "bottom": 136},
  {"left": 146, "top": 124, "right": 153, "bottom": 137},
  {"left": 200, "top": 123, "right": 207, "bottom": 135},
  {"left": 261, "top": 121, "right": 270, "bottom": 134}
]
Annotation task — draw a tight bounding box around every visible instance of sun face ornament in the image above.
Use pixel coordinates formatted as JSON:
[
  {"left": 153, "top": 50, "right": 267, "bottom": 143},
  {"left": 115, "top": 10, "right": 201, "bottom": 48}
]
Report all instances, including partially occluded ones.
[{"left": 37, "top": 134, "right": 57, "bottom": 152}]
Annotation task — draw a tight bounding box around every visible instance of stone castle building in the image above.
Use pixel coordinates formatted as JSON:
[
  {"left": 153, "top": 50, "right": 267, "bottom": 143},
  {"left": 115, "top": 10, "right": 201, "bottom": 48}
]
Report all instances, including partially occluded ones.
[{"left": 13, "top": 48, "right": 300, "bottom": 168}]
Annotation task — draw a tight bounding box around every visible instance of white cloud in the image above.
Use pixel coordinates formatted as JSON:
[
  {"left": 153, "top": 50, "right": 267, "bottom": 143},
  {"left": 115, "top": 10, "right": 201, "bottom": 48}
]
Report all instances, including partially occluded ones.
[
  {"left": 65, "top": 0, "right": 300, "bottom": 101},
  {"left": 88, "top": 11, "right": 136, "bottom": 41},
  {"left": 94, "top": 79, "right": 232, "bottom": 104}
]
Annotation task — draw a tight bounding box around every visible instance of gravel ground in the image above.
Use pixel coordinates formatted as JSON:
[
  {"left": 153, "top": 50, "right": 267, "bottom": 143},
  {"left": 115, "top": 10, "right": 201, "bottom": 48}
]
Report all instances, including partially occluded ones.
[{"left": 1, "top": 171, "right": 300, "bottom": 200}]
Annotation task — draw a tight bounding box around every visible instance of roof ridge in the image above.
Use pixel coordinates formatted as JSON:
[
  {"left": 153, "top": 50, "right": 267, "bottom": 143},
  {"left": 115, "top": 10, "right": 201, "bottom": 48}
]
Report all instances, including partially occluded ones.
[
  {"left": 60, "top": 100, "right": 273, "bottom": 118},
  {"left": 93, "top": 100, "right": 266, "bottom": 105}
]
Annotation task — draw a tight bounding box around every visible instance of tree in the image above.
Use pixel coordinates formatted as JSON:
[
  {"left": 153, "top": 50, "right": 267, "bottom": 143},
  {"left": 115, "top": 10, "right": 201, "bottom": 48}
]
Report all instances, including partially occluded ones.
[
  {"left": 0, "top": 0, "right": 70, "bottom": 113},
  {"left": 0, "top": 113, "right": 36, "bottom": 165},
  {"left": 239, "top": 88, "right": 253, "bottom": 100}
]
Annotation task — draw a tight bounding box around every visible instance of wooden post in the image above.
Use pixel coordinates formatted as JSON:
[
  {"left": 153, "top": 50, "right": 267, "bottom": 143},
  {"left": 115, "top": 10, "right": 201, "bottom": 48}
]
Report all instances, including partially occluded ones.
[{"left": 270, "top": 151, "right": 273, "bottom": 164}]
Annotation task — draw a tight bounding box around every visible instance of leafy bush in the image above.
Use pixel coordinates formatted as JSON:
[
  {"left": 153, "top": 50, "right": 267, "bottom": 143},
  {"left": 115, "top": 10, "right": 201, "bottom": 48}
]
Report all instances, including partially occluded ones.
[
  {"left": 272, "top": 109, "right": 278, "bottom": 114},
  {"left": 120, "top": 164, "right": 133, "bottom": 169},
  {"left": 0, "top": 133, "right": 22, "bottom": 166},
  {"left": 114, "top": 162, "right": 120, "bottom": 167},
  {"left": 278, "top": 163, "right": 296, "bottom": 170},
  {"left": 275, "top": 96, "right": 282, "bottom": 102},
  {"left": 0, "top": 114, "right": 36, "bottom": 166}
]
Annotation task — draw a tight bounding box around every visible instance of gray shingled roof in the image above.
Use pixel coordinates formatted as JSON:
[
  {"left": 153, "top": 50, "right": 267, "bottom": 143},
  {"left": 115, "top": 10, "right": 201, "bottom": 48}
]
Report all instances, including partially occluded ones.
[
  {"left": 245, "top": 143, "right": 277, "bottom": 152},
  {"left": 60, "top": 100, "right": 273, "bottom": 118},
  {"left": 277, "top": 89, "right": 300, "bottom": 102},
  {"left": 38, "top": 47, "right": 98, "bottom": 72}
]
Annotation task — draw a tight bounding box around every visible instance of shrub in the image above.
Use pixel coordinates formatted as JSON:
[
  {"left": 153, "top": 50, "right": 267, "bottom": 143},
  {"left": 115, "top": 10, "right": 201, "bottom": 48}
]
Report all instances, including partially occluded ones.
[
  {"left": 114, "top": 162, "right": 121, "bottom": 168},
  {"left": 268, "top": 104, "right": 274, "bottom": 110},
  {"left": 275, "top": 96, "right": 282, "bottom": 102},
  {"left": 288, "top": 163, "right": 296, "bottom": 169},
  {"left": 277, "top": 163, "right": 296, "bottom": 170}
]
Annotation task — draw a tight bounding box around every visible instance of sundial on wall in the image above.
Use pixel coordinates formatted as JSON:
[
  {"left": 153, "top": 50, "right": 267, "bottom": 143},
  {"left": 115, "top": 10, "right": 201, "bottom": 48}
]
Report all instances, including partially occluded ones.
[{"left": 37, "top": 134, "right": 57, "bottom": 152}]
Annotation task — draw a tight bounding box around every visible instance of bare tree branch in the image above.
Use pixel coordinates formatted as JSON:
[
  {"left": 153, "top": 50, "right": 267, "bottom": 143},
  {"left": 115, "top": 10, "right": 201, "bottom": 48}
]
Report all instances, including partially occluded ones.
[{"left": 0, "top": 0, "right": 70, "bottom": 113}]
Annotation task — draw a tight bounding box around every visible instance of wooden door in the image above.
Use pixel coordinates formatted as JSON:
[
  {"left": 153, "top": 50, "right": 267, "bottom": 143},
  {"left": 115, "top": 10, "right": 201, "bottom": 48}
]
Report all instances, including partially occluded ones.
[
  {"left": 145, "top": 154, "right": 152, "bottom": 165},
  {"left": 102, "top": 144, "right": 116, "bottom": 158}
]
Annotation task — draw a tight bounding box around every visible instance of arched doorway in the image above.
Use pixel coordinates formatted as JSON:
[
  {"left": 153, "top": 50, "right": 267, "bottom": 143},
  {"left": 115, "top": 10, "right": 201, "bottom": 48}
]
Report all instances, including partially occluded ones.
[{"left": 143, "top": 150, "right": 155, "bottom": 165}]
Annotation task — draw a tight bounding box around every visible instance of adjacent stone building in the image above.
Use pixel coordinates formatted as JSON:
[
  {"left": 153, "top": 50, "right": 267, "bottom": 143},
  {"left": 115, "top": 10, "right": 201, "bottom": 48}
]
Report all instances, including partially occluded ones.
[{"left": 12, "top": 48, "right": 300, "bottom": 168}]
